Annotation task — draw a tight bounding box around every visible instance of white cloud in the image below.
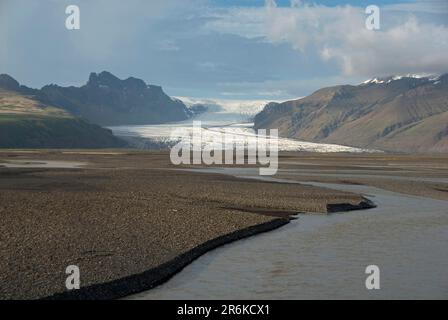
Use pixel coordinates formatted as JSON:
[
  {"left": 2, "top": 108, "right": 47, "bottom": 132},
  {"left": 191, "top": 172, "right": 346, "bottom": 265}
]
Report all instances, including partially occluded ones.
[
  {"left": 265, "top": 0, "right": 277, "bottom": 9},
  {"left": 204, "top": 0, "right": 448, "bottom": 77},
  {"left": 290, "top": 0, "right": 302, "bottom": 8},
  {"left": 321, "top": 16, "right": 448, "bottom": 76},
  {"left": 2, "top": 0, "right": 447, "bottom": 98}
]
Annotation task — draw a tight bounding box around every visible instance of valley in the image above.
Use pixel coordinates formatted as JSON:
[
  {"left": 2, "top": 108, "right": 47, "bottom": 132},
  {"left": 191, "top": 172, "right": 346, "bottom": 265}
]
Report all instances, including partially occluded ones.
[{"left": 1, "top": 150, "right": 447, "bottom": 299}]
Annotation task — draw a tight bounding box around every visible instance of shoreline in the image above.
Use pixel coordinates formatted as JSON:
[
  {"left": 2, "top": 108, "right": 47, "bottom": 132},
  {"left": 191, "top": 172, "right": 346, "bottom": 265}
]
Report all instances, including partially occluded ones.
[
  {"left": 44, "top": 218, "right": 290, "bottom": 300},
  {"left": 41, "top": 186, "right": 375, "bottom": 300},
  {"left": 42, "top": 196, "right": 375, "bottom": 300},
  {"left": 134, "top": 182, "right": 448, "bottom": 300},
  {"left": 2, "top": 151, "right": 410, "bottom": 300}
]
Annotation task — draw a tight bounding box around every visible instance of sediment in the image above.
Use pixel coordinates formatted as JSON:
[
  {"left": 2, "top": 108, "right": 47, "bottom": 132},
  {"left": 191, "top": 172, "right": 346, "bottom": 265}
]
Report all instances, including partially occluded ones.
[
  {"left": 0, "top": 150, "right": 378, "bottom": 300},
  {"left": 43, "top": 218, "right": 289, "bottom": 300}
]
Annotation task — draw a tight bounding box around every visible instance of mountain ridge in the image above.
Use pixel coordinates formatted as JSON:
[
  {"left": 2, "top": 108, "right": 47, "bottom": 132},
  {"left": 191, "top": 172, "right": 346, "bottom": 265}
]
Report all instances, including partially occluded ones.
[
  {"left": 0, "top": 86, "right": 126, "bottom": 148},
  {"left": 254, "top": 74, "right": 448, "bottom": 153},
  {"left": 38, "top": 71, "right": 192, "bottom": 126}
]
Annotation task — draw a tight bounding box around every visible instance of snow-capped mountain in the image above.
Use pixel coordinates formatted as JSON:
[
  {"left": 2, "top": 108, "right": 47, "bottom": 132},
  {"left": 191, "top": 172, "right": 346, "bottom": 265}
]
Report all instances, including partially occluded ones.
[
  {"left": 361, "top": 74, "right": 442, "bottom": 85},
  {"left": 255, "top": 73, "right": 448, "bottom": 153}
]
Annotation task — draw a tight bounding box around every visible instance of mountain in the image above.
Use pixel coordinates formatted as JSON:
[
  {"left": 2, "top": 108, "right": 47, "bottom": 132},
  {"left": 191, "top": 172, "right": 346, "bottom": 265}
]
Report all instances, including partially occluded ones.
[
  {"left": 39, "top": 71, "right": 191, "bottom": 126},
  {"left": 254, "top": 74, "right": 448, "bottom": 153},
  {"left": 0, "top": 75, "right": 125, "bottom": 148}
]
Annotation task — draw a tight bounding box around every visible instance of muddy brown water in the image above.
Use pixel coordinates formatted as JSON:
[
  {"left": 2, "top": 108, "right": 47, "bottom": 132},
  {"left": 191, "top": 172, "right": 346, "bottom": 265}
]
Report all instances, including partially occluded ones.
[{"left": 129, "top": 167, "right": 448, "bottom": 300}]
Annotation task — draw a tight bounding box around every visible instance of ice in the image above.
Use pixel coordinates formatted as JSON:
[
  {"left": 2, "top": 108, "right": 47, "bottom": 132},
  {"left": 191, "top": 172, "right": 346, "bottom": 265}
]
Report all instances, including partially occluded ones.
[
  {"left": 110, "top": 120, "right": 374, "bottom": 153},
  {"left": 109, "top": 97, "right": 377, "bottom": 153}
]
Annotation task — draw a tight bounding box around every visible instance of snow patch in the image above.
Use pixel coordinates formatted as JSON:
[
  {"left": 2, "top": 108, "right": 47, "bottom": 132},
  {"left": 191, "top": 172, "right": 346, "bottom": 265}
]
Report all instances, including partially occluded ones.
[{"left": 362, "top": 73, "right": 441, "bottom": 85}]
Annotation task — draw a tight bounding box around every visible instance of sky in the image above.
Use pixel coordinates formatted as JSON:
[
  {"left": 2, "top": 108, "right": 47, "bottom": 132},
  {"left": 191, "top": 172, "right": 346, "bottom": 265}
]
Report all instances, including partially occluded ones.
[{"left": 1, "top": 0, "right": 447, "bottom": 100}]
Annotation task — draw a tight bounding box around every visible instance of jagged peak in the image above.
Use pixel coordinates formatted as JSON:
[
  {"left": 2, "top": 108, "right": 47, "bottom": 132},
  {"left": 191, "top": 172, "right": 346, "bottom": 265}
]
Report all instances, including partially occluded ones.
[
  {"left": 87, "top": 71, "right": 121, "bottom": 87},
  {"left": 87, "top": 71, "right": 161, "bottom": 92},
  {"left": 0, "top": 74, "right": 20, "bottom": 91}
]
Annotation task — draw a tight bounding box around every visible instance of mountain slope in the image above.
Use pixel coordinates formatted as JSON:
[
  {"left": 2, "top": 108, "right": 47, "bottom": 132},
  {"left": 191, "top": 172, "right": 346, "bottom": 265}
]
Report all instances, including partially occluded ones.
[
  {"left": 40, "top": 71, "right": 191, "bottom": 126},
  {"left": 254, "top": 75, "right": 448, "bottom": 153},
  {"left": 0, "top": 77, "right": 126, "bottom": 148}
]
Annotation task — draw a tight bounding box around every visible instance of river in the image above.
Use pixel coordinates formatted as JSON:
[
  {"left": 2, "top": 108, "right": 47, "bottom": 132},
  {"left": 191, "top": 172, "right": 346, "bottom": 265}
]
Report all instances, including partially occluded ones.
[{"left": 128, "top": 168, "right": 448, "bottom": 300}]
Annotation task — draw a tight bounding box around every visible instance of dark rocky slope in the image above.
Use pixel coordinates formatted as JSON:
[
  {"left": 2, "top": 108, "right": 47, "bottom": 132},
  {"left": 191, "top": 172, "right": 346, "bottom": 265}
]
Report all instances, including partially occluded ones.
[
  {"left": 40, "top": 71, "right": 191, "bottom": 126},
  {"left": 0, "top": 75, "right": 125, "bottom": 148}
]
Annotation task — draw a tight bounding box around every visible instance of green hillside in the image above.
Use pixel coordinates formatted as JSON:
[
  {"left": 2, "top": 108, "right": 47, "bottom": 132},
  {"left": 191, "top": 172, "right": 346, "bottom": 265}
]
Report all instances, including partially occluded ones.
[{"left": 0, "top": 88, "right": 126, "bottom": 148}]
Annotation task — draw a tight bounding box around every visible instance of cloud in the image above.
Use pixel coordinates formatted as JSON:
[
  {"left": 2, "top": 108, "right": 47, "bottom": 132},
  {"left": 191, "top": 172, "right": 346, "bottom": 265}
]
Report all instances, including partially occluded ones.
[
  {"left": 290, "top": 0, "right": 302, "bottom": 8},
  {"left": 215, "top": 74, "right": 364, "bottom": 100},
  {"left": 321, "top": 16, "right": 448, "bottom": 76},
  {"left": 64, "top": 0, "right": 202, "bottom": 58},
  {"left": 265, "top": 0, "right": 277, "bottom": 9},
  {"left": 384, "top": 0, "right": 448, "bottom": 14},
  {"left": 0, "top": 0, "right": 206, "bottom": 86},
  {"left": 2, "top": 0, "right": 447, "bottom": 99},
  {"left": 204, "top": 0, "right": 448, "bottom": 77}
]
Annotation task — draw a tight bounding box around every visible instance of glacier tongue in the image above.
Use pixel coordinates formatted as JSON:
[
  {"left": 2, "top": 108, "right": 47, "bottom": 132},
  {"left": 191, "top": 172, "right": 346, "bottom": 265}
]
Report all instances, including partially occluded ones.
[
  {"left": 110, "top": 97, "right": 377, "bottom": 153},
  {"left": 110, "top": 121, "right": 376, "bottom": 153}
]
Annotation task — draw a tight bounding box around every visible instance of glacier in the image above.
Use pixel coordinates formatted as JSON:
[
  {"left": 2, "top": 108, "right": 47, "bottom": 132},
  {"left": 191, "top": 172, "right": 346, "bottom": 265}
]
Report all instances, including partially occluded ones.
[{"left": 109, "top": 98, "right": 376, "bottom": 153}]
